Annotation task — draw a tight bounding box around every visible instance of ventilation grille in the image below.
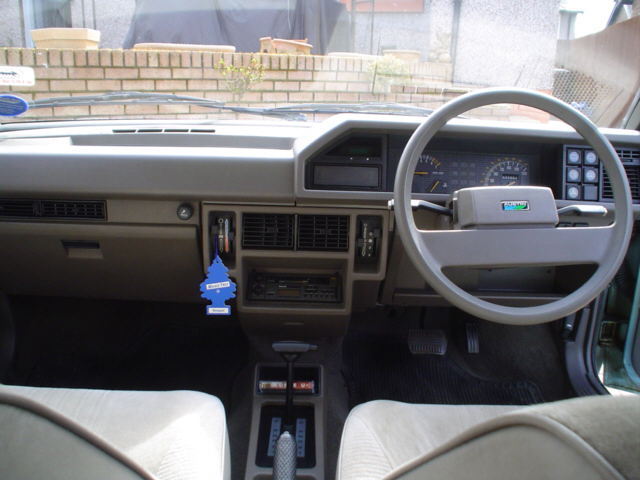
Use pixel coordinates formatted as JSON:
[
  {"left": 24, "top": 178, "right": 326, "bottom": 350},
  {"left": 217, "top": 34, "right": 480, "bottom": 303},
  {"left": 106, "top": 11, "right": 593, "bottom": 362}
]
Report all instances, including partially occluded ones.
[
  {"left": 242, "top": 213, "right": 294, "bottom": 249},
  {"left": 602, "top": 148, "right": 640, "bottom": 202},
  {"left": 297, "top": 215, "right": 349, "bottom": 251},
  {"left": 617, "top": 148, "right": 640, "bottom": 163},
  {"left": 113, "top": 128, "right": 215, "bottom": 134},
  {"left": 0, "top": 199, "right": 106, "bottom": 220},
  {"left": 603, "top": 166, "right": 640, "bottom": 201}
]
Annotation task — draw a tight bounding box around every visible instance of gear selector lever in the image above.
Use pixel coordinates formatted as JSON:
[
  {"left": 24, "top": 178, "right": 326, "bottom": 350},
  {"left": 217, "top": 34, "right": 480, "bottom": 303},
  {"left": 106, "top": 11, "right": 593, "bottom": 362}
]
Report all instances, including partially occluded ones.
[
  {"left": 270, "top": 341, "right": 317, "bottom": 480},
  {"left": 272, "top": 341, "right": 317, "bottom": 430}
]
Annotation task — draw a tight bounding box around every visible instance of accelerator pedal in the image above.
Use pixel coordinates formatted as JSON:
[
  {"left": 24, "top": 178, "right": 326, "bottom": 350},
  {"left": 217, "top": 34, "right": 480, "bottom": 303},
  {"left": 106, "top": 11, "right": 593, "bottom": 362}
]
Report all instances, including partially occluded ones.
[
  {"left": 466, "top": 322, "right": 480, "bottom": 354},
  {"left": 408, "top": 329, "right": 447, "bottom": 355}
]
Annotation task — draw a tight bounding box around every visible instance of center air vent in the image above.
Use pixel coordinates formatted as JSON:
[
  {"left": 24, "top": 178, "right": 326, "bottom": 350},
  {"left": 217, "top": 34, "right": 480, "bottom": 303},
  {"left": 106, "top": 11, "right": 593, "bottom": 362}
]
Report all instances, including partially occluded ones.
[
  {"left": 242, "top": 213, "right": 294, "bottom": 249},
  {"left": 0, "top": 199, "right": 106, "bottom": 220},
  {"left": 297, "top": 215, "right": 349, "bottom": 251}
]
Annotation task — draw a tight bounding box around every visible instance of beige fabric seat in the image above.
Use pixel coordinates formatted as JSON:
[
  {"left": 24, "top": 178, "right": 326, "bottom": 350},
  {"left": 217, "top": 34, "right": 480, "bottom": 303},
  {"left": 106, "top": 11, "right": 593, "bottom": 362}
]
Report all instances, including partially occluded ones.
[
  {"left": 0, "top": 385, "right": 230, "bottom": 480},
  {"left": 337, "top": 395, "right": 640, "bottom": 480}
]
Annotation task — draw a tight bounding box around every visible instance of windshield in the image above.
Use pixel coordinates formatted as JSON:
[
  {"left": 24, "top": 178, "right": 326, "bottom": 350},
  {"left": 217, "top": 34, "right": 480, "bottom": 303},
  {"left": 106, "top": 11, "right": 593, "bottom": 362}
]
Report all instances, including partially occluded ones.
[{"left": 0, "top": 0, "right": 637, "bottom": 127}]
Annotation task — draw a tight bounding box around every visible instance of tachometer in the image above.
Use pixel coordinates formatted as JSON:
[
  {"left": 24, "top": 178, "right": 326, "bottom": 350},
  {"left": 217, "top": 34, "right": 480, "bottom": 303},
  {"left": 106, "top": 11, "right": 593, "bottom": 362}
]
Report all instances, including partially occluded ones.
[
  {"left": 482, "top": 157, "right": 529, "bottom": 186},
  {"left": 413, "top": 154, "right": 449, "bottom": 193}
]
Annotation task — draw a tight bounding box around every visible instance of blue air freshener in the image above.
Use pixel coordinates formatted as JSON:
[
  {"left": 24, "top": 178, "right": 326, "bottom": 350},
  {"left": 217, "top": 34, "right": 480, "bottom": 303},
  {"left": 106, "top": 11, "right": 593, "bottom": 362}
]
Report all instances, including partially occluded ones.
[{"left": 200, "top": 255, "right": 236, "bottom": 315}]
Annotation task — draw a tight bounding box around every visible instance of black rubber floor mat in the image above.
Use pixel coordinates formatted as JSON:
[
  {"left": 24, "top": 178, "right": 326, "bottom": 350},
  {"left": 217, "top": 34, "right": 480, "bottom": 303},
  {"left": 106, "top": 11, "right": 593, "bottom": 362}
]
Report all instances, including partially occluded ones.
[{"left": 343, "top": 332, "right": 544, "bottom": 407}]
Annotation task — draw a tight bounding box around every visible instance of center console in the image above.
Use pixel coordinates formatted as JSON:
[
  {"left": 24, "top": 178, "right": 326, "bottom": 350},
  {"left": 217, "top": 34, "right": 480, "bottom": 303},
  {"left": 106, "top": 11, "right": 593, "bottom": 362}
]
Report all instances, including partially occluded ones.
[
  {"left": 245, "top": 361, "right": 325, "bottom": 480},
  {"left": 201, "top": 204, "right": 390, "bottom": 336}
]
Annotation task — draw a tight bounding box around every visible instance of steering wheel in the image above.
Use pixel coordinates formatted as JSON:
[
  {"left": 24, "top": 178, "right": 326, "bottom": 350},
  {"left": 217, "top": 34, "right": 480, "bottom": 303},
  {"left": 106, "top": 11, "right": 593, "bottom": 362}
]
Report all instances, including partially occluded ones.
[{"left": 394, "top": 88, "right": 633, "bottom": 325}]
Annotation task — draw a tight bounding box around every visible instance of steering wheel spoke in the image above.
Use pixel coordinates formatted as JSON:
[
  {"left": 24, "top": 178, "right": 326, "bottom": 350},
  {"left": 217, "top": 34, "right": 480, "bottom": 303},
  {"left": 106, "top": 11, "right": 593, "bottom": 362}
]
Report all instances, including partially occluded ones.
[{"left": 420, "top": 226, "right": 613, "bottom": 270}]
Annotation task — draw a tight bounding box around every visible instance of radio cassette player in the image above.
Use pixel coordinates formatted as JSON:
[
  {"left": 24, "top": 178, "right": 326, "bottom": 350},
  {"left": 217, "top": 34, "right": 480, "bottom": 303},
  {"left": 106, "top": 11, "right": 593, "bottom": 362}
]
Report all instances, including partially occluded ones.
[{"left": 247, "top": 272, "right": 342, "bottom": 303}]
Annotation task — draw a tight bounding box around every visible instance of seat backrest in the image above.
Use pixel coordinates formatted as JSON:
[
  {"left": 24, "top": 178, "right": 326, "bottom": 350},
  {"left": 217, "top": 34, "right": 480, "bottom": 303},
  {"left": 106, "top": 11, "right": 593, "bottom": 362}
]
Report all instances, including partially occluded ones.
[
  {"left": 389, "top": 395, "right": 640, "bottom": 480},
  {"left": 0, "top": 391, "right": 154, "bottom": 480}
]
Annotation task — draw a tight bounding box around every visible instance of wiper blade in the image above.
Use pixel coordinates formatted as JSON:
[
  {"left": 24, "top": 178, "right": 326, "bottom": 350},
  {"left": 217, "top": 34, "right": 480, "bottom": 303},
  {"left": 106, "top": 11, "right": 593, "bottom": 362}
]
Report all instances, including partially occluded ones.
[
  {"left": 28, "top": 92, "right": 306, "bottom": 121},
  {"left": 264, "top": 102, "right": 436, "bottom": 117}
]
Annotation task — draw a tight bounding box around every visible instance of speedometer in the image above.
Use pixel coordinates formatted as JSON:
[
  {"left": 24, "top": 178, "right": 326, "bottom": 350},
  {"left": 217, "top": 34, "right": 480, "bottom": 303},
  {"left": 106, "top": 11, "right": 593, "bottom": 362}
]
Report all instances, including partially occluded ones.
[{"left": 482, "top": 157, "right": 529, "bottom": 186}]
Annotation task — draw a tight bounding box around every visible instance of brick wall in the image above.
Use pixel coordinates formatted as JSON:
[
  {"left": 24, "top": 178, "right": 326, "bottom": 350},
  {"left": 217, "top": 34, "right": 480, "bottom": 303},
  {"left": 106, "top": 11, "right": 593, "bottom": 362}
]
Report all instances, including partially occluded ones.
[{"left": 1, "top": 48, "right": 537, "bottom": 123}]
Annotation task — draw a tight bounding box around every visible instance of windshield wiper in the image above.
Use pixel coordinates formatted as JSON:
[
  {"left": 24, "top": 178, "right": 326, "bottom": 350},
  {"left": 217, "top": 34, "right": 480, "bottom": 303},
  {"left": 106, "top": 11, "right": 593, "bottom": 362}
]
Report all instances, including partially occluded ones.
[
  {"left": 262, "top": 102, "right": 437, "bottom": 117},
  {"left": 27, "top": 91, "right": 306, "bottom": 121}
]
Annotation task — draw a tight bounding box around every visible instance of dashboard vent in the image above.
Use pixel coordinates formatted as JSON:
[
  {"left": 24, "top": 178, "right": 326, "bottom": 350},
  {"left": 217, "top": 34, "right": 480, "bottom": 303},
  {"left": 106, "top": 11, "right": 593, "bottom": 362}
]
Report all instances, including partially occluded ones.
[
  {"left": 0, "top": 199, "right": 106, "bottom": 220},
  {"left": 618, "top": 148, "right": 640, "bottom": 163},
  {"left": 297, "top": 215, "right": 349, "bottom": 251},
  {"left": 602, "top": 166, "right": 640, "bottom": 201},
  {"left": 0, "top": 199, "right": 37, "bottom": 218},
  {"left": 41, "top": 200, "right": 105, "bottom": 219},
  {"left": 602, "top": 148, "right": 640, "bottom": 202},
  {"left": 242, "top": 213, "right": 294, "bottom": 249}
]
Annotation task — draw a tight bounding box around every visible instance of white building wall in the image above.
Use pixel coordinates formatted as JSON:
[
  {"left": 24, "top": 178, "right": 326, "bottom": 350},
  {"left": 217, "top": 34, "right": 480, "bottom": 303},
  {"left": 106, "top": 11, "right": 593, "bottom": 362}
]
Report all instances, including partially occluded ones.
[
  {"left": 0, "top": 0, "right": 26, "bottom": 47},
  {"left": 350, "top": 0, "right": 559, "bottom": 89},
  {"left": 70, "top": 0, "right": 135, "bottom": 48},
  {"left": 351, "top": 7, "right": 431, "bottom": 59},
  {"left": 453, "top": 0, "right": 560, "bottom": 89}
]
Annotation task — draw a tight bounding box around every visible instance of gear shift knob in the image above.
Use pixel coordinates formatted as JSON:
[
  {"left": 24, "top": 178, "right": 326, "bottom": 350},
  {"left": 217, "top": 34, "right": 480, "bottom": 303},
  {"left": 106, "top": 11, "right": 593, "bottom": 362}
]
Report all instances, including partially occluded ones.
[{"left": 273, "top": 431, "right": 296, "bottom": 480}]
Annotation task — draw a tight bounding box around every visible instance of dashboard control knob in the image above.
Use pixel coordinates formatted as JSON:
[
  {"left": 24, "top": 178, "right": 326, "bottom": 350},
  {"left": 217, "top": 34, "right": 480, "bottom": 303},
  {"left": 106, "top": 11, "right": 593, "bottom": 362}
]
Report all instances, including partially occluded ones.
[
  {"left": 177, "top": 203, "right": 194, "bottom": 221},
  {"left": 584, "top": 151, "right": 598, "bottom": 165},
  {"left": 566, "top": 167, "right": 581, "bottom": 183},
  {"left": 583, "top": 168, "right": 598, "bottom": 183},
  {"left": 567, "top": 150, "right": 582, "bottom": 164},
  {"left": 566, "top": 185, "right": 581, "bottom": 200}
]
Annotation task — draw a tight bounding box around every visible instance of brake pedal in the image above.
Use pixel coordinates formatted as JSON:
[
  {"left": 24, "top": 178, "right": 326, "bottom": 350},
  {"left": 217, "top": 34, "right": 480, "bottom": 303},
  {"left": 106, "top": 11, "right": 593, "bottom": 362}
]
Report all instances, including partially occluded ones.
[{"left": 408, "top": 329, "right": 447, "bottom": 355}]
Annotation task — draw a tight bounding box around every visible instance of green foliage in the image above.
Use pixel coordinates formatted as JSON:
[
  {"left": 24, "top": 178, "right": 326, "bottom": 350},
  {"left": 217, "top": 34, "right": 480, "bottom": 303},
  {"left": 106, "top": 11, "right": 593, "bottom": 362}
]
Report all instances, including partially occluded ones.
[
  {"left": 218, "top": 57, "right": 264, "bottom": 99},
  {"left": 366, "top": 56, "right": 411, "bottom": 93}
]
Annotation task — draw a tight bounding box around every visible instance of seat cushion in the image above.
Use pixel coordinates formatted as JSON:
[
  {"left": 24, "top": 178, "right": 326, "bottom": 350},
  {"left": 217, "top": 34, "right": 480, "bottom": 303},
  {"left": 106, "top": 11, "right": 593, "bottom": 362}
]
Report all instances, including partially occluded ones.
[
  {"left": 0, "top": 385, "right": 230, "bottom": 480},
  {"left": 337, "top": 400, "right": 517, "bottom": 480}
]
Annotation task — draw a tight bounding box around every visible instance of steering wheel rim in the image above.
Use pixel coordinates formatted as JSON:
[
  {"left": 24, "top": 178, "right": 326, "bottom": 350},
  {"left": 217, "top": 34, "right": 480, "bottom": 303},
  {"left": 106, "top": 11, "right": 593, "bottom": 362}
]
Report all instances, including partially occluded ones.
[{"left": 394, "top": 88, "right": 633, "bottom": 325}]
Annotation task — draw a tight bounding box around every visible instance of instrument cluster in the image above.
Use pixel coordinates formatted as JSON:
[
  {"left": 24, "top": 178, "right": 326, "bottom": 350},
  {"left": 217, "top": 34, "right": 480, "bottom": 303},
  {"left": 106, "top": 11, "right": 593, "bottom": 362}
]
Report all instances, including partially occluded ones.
[{"left": 412, "top": 151, "right": 536, "bottom": 194}]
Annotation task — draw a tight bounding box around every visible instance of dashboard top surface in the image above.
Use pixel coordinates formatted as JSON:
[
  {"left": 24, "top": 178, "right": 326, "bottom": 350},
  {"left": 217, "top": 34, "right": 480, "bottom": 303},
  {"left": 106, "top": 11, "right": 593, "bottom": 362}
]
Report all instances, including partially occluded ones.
[{"left": 0, "top": 114, "right": 639, "bottom": 207}]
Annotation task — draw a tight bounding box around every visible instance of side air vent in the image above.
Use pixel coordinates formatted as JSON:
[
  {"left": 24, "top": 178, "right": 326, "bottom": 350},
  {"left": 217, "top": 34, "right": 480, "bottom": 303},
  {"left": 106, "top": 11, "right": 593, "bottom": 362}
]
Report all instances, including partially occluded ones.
[
  {"left": 242, "top": 213, "right": 294, "bottom": 249},
  {"left": 618, "top": 148, "right": 640, "bottom": 162},
  {"left": 0, "top": 199, "right": 36, "bottom": 218},
  {"left": 602, "top": 165, "right": 640, "bottom": 201},
  {"left": 602, "top": 148, "right": 640, "bottom": 202},
  {"left": 41, "top": 200, "right": 106, "bottom": 219},
  {"left": 0, "top": 199, "right": 106, "bottom": 220},
  {"left": 297, "top": 215, "right": 349, "bottom": 251}
]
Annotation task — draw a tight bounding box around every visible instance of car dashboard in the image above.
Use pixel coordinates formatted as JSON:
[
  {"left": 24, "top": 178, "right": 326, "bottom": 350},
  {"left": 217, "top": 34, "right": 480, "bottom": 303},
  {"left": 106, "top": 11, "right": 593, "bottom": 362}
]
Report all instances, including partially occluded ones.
[{"left": 1, "top": 114, "right": 639, "bottom": 334}]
